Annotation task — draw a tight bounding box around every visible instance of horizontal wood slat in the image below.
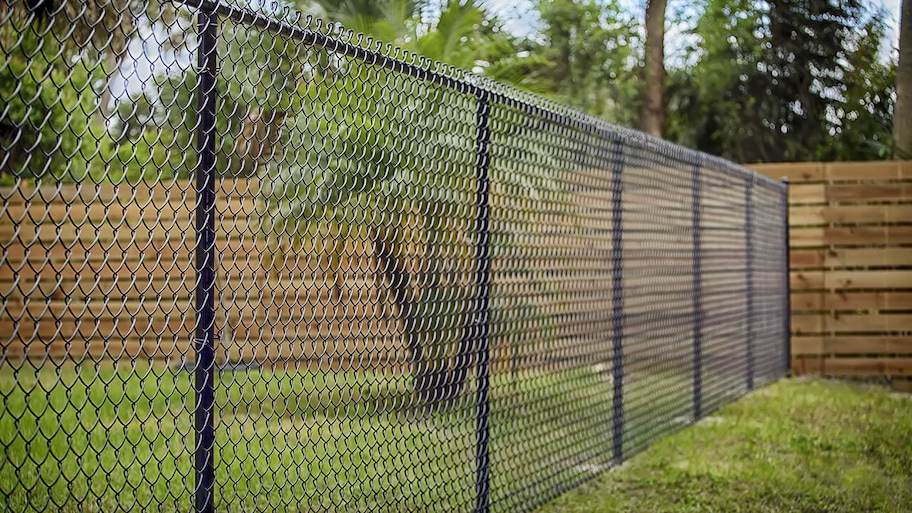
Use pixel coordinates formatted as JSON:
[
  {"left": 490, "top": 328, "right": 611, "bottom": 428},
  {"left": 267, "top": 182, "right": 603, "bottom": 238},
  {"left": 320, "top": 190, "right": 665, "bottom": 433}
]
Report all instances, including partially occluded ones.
[
  {"left": 828, "top": 184, "right": 912, "bottom": 202},
  {"left": 791, "top": 357, "right": 912, "bottom": 378},
  {"left": 4, "top": 163, "right": 908, "bottom": 381},
  {"left": 792, "top": 336, "right": 912, "bottom": 355},
  {"left": 791, "top": 292, "right": 912, "bottom": 311},
  {"left": 0, "top": 180, "right": 257, "bottom": 204},
  {"left": 788, "top": 184, "right": 827, "bottom": 204},
  {"left": 751, "top": 163, "right": 826, "bottom": 183},
  {"left": 789, "top": 226, "right": 912, "bottom": 248},
  {"left": 827, "top": 314, "right": 912, "bottom": 333},
  {"left": 790, "top": 248, "right": 912, "bottom": 272},
  {"left": 791, "top": 270, "right": 912, "bottom": 291},
  {"left": 825, "top": 248, "right": 912, "bottom": 268},
  {"left": 752, "top": 161, "right": 912, "bottom": 183},
  {"left": 757, "top": 160, "right": 912, "bottom": 382}
]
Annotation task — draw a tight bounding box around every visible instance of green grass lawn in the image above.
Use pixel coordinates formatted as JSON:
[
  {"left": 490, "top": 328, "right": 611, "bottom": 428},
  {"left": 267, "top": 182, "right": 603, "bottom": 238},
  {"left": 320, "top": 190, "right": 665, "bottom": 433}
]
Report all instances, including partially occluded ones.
[
  {"left": 536, "top": 378, "right": 912, "bottom": 513},
  {"left": 1, "top": 362, "right": 650, "bottom": 512},
  {"left": 0, "top": 360, "right": 791, "bottom": 512}
]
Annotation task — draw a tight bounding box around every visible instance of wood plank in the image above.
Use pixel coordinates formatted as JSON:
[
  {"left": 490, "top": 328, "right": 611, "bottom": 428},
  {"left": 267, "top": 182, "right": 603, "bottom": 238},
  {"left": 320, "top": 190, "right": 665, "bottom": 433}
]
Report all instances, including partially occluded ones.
[
  {"left": 824, "top": 291, "right": 912, "bottom": 311},
  {"left": 792, "top": 290, "right": 912, "bottom": 313},
  {"left": 1, "top": 197, "right": 257, "bottom": 223},
  {"left": 3, "top": 338, "right": 193, "bottom": 359},
  {"left": 1, "top": 238, "right": 265, "bottom": 263},
  {"left": 806, "top": 336, "right": 912, "bottom": 355},
  {"left": 797, "top": 227, "right": 895, "bottom": 249},
  {"left": 0, "top": 273, "right": 381, "bottom": 305},
  {"left": 791, "top": 336, "right": 824, "bottom": 355},
  {"left": 0, "top": 221, "right": 369, "bottom": 248},
  {"left": 0, "top": 259, "right": 199, "bottom": 282},
  {"left": 2, "top": 298, "right": 392, "bottom": 324},
  {"left": 892, "top": 380, "right": 912, "bottom": 394},
  {"left": 4, "top": 336, "right": 404, "bottom": 362},
  {"left": 826, "top": 270, "right": 912, "bottom": 290},
  {"left": 788, "top": 227, "right": 826, "bottom": 248},
  {"left": 0, "top": 318, "right": 192, "bottom": 341},
  {"left": 828, "top": 183, "right": 912, "bottom": 202},
  {"left": 0, "top": 254, "right": 330, "bottom": 284},
  {"left": 825, "top": 161, "right": 908, "bottom": 181},
  {"left": 750, "top": 163, "right": 826, "bottom": 183},
  {"left": 791, "top": 271, "right": 825, "bottom": 290},
  {"left": 0, "top": 223, "right": 195, "bottom": 245},
  {"left": 822, "top": 204, "right": 912, "bottom": 224},
  {"left": 826, "top": 313, "right": 912, "bottom": 333},
  {"left": 824, "top": 226, "right": 912, "bottom": 246},
  {"left": 791, "top": 292, "right": 824, "bottom": 311},
  {"left": 788, "top": 184, "right": 827, "bottom": 204},
  {"left": 789, "top": 206, "right": 826, "bottom": 226},
  {"left": 826, "top": 248, "right": 912, "bottom": 268},
  {"left": 793, "top": 357, "right": 912, "bottom": 377},
  {"left": 791, "top": 315, "right": 823, "bottom": 335},
  {"left": 0, "top": 180, "right": 256, "bottom": 205},
  {"left": 790, "top": 250, "right": 824, "bottom": 268}
]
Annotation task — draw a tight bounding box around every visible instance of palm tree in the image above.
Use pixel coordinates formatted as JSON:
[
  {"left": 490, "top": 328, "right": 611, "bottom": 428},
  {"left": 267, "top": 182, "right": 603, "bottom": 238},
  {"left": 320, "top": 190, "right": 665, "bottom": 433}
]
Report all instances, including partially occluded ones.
[
  {"left": 250, "top": 0, "right": 563, "bottom": 406},
  {"left": 257, "top": 59, "right": 476, "bottom": 405}
]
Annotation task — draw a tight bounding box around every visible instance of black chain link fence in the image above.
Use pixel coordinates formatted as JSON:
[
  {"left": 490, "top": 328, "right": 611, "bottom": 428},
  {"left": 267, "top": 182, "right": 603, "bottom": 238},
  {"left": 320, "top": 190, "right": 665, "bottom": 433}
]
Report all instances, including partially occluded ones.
[{"left": 0, "top": 0, "right": 789, "bottom": 511}]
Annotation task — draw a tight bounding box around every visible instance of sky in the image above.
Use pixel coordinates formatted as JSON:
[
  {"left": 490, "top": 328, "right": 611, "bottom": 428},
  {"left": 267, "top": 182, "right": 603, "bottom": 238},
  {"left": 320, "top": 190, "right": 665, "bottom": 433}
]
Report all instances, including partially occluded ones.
[{"left": 881, "top": 0, "right": 903, "bottom": 47}]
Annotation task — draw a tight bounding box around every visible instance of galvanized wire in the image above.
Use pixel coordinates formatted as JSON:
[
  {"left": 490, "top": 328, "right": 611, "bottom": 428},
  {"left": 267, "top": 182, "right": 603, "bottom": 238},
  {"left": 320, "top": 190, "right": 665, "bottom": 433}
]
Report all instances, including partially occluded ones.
[{"left": 0, "top": 1, "right": 789, "bottom": 511}]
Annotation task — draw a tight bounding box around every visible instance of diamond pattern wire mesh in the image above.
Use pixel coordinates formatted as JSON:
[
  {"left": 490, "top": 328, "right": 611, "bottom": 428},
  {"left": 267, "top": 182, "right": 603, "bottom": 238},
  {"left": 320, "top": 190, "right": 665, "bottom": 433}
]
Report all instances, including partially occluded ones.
[{"left": 0, "top": 0, "right": 788, "bottom": 511}]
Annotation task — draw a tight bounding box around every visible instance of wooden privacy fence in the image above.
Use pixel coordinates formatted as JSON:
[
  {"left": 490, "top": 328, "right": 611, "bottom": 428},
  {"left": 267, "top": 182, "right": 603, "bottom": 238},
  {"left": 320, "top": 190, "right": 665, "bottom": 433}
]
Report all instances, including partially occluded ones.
[
  {"left": 1, "top": 166, "right": 774, "bottom": 375},
  {"left": 751, "top": 161, "right": 912, "bottom": 390},
  {"left": 10, "top": 162, "right": 906, "bottom": 386},
  {"left": 0, "top": 175, "right": 633, "bottom": 372},
  {"left": 0, "top": 176, "right": 624, "bottom": 372},
  {"left": 0, "top": 179, "right": 411, "bottom": 369}
]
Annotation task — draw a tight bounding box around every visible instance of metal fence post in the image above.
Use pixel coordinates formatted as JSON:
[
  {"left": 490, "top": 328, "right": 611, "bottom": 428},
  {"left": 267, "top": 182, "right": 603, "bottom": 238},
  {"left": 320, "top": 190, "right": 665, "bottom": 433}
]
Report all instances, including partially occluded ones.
[
  {"left": 609, "top": 136, "right": 624, "bottom": 463},
  {"left": 691, "top": 160, "right": 703, "bottom": 421},
  {"left": 782, "top": 177, "right": 791, "bottom": 376},
  {"left": 745, "top": 176, "right": 755, "bottom": 390},
  {"left": 473, "top": 92, "right": 493, "bottom": 513},
  {"left": 194, "top": 8, "right": 218, "bottom": 513}
]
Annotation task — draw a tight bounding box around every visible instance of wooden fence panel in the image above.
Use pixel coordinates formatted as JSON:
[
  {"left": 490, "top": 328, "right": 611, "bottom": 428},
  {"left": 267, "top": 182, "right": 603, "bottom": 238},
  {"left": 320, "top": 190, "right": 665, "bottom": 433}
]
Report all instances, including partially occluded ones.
[
  {"left": 752, "top": 161, "right": 912, "bottom": 387},
  {"left": 6, "top": 162, "right": 908, "bottom": 387},
  {"left": 0, "top": 179, "right": 406, "bottom": 370}
]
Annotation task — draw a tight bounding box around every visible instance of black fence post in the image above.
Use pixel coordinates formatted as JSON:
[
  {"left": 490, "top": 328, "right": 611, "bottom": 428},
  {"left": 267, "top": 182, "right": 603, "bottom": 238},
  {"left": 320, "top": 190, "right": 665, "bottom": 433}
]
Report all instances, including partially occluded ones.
[
  {"left": 782, "top": 178, "right": 791, "bottom": 376},
  {"left": 609, "top": 136, "right": 624, "bottom": 463},
  {"left": 691, "top": 160, "right": 703, "bottom": 421},
  {"left": 473, "top": 92, "right": 494, "bottom": 513},
  {"left": 194, "top": 8, "right": 218, "bottom": 513},
  {"left": 745, "top": 176, "right": 755, "bottom": 390}
]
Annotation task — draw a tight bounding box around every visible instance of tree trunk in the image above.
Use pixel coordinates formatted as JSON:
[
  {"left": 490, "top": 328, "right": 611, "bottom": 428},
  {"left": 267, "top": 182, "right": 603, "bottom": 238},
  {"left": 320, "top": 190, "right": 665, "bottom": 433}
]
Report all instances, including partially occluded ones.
[
  {"left": 372, "top": 231, "right": 432, "bottom": 403},
  {"left": 639, "top": 0, "right": 666, "bottom": 138},
  {"left": 895, "top": 0, "right": 912, "bottom": 159},
  {"left": 372, "top": 231, "right": 473, "bottom": 408}
]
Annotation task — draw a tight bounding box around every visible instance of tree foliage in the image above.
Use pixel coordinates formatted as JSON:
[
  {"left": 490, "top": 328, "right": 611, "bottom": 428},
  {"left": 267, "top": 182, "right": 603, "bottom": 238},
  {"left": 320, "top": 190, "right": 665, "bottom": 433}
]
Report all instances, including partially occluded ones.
[
  {"left": 524, "top": 0, "right": 640, "bottom": 124},
  {"left": 665, "top": 0, "right": 895, "bottom": 162}
]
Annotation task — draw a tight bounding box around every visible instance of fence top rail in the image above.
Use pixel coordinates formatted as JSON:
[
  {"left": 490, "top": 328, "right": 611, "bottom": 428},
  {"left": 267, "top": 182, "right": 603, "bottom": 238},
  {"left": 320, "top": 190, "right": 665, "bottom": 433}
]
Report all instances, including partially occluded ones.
[{"left": 173, "top": 0, "right": 784, "bottom": 192}]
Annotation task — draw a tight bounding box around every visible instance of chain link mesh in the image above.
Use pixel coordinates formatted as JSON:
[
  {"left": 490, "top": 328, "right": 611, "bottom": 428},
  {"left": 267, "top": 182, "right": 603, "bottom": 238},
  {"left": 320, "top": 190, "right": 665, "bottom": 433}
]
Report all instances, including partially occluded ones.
[{"left": 1, "top": 1, "right": 789, "bottom": 511}]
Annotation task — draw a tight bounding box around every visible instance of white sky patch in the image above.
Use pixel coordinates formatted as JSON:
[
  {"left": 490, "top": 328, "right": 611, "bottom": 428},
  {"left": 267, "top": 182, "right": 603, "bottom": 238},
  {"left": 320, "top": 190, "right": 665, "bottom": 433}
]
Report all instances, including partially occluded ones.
[{"left": 881, "top": 0, "right": 902, "bottom": 51}]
